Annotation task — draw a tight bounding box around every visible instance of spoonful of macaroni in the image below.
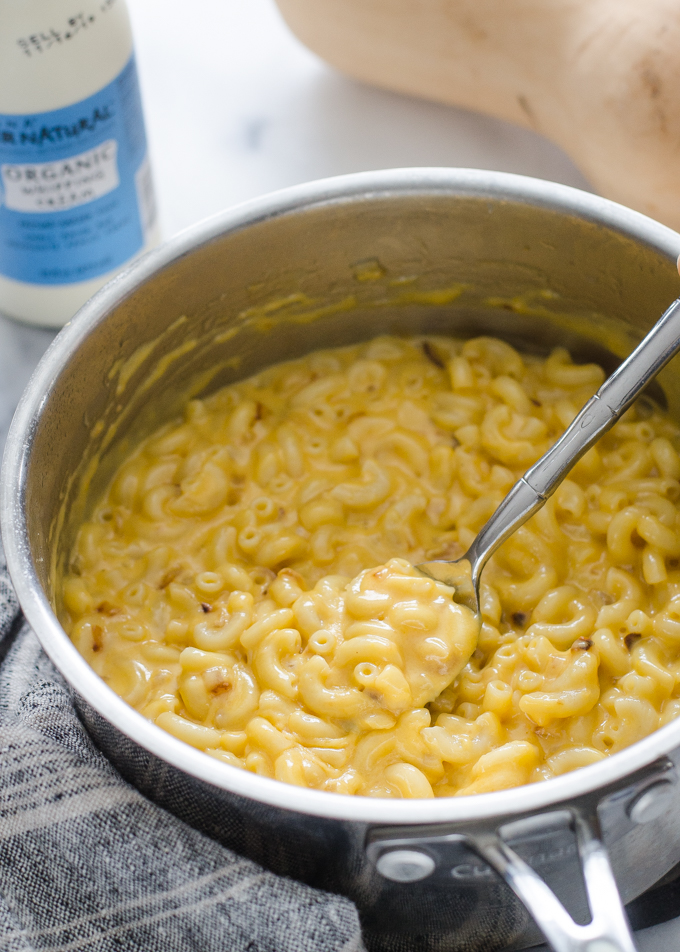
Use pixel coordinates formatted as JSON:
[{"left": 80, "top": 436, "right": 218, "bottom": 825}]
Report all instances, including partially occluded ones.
[{"left": 418, "top": 296, "right": 680, "bottom": 645}]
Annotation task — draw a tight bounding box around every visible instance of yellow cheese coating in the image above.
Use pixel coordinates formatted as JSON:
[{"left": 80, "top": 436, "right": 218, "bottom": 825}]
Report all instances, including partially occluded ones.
[{"left": 61, "top": 335, "right": 680, "bottom": 797}]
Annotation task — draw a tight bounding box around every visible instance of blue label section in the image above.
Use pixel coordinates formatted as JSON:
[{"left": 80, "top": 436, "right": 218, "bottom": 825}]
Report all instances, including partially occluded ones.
[{"left": 0, "top": 54, "right": 155, "bottom": 285}]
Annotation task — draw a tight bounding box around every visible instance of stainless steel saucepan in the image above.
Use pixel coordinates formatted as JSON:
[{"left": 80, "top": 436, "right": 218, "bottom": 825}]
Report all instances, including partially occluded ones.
[{"left": 4, "top": 169, "right": 680, "bottom": 952}]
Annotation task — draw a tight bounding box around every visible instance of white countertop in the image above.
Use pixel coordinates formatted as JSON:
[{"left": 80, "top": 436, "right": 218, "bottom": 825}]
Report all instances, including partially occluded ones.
[{"left": 0, "top": 1, "right": 678, "bottom": 947}]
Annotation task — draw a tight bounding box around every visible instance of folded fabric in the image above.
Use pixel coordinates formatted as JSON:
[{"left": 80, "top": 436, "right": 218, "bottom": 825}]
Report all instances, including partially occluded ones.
[{"left": 0, "top": 555, "right": 365, "bottom": 952}]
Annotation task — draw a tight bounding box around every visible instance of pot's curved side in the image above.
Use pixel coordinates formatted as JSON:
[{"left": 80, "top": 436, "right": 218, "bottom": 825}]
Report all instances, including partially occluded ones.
[{"left": 76, "top": 694, "right": 680, "bottom": 952}]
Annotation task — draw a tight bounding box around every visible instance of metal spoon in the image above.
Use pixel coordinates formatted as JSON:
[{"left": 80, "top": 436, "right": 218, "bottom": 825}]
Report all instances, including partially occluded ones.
[{"left": 417, "top": 297, "right": 680, "bottom": 617}]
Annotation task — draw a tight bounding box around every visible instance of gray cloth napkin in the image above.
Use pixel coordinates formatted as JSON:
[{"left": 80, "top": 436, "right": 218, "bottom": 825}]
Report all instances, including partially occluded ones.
[{"left": 0, "top": 556, "right": 366, "bottom": 952}]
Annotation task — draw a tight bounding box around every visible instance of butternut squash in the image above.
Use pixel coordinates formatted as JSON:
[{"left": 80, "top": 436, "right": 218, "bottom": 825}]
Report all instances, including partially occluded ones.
[{"left": 274, "top": 0, "right": 680, "bottom": 230}]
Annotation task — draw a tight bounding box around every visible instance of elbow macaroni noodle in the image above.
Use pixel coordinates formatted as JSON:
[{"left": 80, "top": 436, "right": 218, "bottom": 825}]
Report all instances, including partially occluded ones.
[{"left": 61, "top": 334, "right": 680, "bottom": 798}]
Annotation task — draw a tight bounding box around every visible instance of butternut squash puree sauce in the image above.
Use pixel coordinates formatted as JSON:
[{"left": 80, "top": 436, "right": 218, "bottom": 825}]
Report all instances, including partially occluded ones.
[{"left": 61, "top": 335, "right": 680, "bottom": 797}]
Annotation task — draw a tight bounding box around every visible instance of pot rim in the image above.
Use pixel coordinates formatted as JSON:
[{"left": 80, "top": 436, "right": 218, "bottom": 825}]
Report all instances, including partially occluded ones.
[{"left": 4, "top": 166, "right": 680, "bottom": 825}]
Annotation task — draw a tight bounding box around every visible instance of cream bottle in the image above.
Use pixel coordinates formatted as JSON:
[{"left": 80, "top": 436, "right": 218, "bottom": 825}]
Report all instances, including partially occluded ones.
[{"left": 0, "top": 0, "right": 159, "bottom": 327}]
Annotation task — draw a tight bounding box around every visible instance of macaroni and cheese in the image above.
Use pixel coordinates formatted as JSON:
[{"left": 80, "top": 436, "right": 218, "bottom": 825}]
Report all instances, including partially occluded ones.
[{"left": 61, "top": 334, "right": 680, "bottom": 797}]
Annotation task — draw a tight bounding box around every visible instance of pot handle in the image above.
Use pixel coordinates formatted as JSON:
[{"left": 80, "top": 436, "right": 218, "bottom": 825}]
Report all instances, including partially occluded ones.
[{"left": 474, "top": 808, "right": 637, "bottom": 952}]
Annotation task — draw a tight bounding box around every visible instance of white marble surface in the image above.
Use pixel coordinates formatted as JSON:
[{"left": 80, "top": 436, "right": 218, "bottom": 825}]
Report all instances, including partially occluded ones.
[{"left": 0, "top": 0, "right": 678, "bottom": 947}]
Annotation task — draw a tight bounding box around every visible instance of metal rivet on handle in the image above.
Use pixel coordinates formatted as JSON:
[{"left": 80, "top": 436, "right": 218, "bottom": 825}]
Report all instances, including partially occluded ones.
[
  {"left": 628, "top": 779, "right": 675, "bottom": 825},
  {"left": 375, "top": 849, "right": 435, "bottom": 883}
]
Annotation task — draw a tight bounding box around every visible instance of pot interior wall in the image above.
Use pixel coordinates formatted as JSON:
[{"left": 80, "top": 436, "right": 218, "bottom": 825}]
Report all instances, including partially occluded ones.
[{"left": 22, "top": 191, "right": 680, "bottom": 608}]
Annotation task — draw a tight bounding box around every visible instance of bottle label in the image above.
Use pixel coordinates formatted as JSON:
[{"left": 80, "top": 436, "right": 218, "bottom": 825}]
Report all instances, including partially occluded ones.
[{"left": 0, "top": 54, "right": 156, "bottom": 286}]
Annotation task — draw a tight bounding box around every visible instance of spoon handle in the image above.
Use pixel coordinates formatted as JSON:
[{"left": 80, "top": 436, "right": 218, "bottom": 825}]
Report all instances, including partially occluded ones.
[{"left": 465, "top": 296, "right": 680, "bottom": 581}]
